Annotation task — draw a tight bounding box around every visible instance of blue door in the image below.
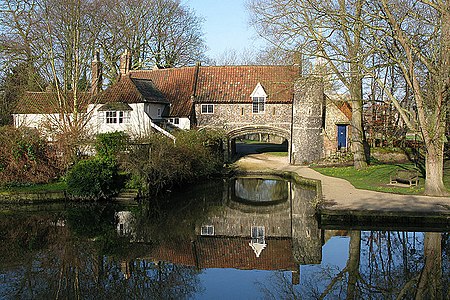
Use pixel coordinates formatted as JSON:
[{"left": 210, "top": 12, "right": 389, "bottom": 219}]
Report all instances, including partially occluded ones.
[{"left": 337, "top": 125, "right": 347, "bottom": 149}]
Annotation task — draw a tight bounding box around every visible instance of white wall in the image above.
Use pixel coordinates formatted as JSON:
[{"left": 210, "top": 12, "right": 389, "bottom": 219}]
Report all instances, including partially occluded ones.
[
  {"left": 144, "top": 103, "right": 166, "bottom": 119},
  {"left": 167, "top": 117, "right": 190, "bottom": 130},
  {"left": 14, "top": 102, "right": 192, "bottom": 138},
  {"left": 89, "top": 103, "right": 155, "bottom": 137}
]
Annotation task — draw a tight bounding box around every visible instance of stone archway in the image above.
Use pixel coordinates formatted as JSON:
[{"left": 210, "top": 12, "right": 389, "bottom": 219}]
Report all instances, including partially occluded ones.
[{"left": 226, "top": 125, "right": 292, "bottom": 162}]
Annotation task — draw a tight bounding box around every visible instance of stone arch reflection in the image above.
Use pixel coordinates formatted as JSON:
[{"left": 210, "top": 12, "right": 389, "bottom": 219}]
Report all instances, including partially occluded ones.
[{"left": 232, "top": 176, "right": 289, "bottom": 205}]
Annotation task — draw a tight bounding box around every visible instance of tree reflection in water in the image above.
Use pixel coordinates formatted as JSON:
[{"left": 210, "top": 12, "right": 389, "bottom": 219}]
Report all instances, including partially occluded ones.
[
  {"left": 0, "top": 206, "right": 203, "bottom": 299},
  {"left": 259, "top": 230, "right": 449, "bottom": 299}
]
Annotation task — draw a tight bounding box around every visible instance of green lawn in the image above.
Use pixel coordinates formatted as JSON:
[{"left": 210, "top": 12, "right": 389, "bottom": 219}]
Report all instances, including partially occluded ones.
[
  {"left": 1, "top": 181, "right": 67, "bottom": 193},
  {"left": 313, "top": 163, "right": 428, "bottom": 195},
  {"left": 314, "top": 164, "right": 424, "bottom": 194}
]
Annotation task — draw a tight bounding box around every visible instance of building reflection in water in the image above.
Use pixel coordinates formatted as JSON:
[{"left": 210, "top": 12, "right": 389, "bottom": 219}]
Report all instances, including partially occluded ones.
[{"left": 116, "top": 175, "right": 322, "bottom": 285}]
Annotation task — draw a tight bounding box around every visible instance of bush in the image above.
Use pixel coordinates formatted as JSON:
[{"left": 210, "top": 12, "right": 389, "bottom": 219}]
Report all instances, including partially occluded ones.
[
  {"left": 0, "top": 126, "right": 63, "bottom": 185},
  {"left": 121, "top": 129, "right": 225, "bottom": 195},
  {"left": 66, "top": 157, "right": 120, "bottom": 200},
  {"left": 95, "top": 131, "right": 128, "bottom": 158}
]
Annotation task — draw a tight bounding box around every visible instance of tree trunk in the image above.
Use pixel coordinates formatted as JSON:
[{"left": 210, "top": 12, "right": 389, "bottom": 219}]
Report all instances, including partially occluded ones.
[
  {"left": 424, "top": 139, "right": 447, "bottom": 196},
  {"left": 415, "top": 232, "right": 442, "bottom": 299},
  {"left": 350, "top": 79, "right": 368, "bottom": 170},
  {"left": 346, "top": 230, "right": 361, "bottom": 299}
]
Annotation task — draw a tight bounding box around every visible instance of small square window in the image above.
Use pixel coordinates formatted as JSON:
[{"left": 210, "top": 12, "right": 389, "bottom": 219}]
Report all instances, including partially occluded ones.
[
  {"left": 201, "top": 225, "right": 214, "bottom": 236},
  {"left": 106, "top": 111, "right": 117, "bottom": 124},
  {"left": 201, "top": 104, "right": 214, "bottom": 114}
]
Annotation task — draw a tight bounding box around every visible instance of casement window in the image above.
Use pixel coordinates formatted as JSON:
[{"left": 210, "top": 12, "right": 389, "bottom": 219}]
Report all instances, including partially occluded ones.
[
  {"left": 201, "top": 104, "right": 214, "bottom": 114},
  {"left": 174, "top": 118, "right": 179, "bottom": 125},
  {"left": 105, "top": 111, "right": 130, "bottom": 124},
  {"left": 252, "top": 97, "right": 265, "bottom": 114},
  {"left": 106, "top": 111, "right": 117, "bottom": 123},
  {"left": 157, "top": 108, "right": 162, "bottom": 117},
  {"left": 201, "top": 225, "right": 214, "bottom": 236},
  {"left": 251, "top": 226, "right": 265, "bottom": 244}
]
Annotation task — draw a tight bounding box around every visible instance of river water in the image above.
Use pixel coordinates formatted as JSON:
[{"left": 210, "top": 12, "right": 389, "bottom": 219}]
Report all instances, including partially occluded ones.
[{"left": 0, "top": 175, "right": 448, "bottom": 299}]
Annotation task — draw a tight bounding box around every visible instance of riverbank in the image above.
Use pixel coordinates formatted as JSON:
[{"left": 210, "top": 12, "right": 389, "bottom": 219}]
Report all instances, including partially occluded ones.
[{"left": 235, "top": 153, "right": 450, "bottom": 229}]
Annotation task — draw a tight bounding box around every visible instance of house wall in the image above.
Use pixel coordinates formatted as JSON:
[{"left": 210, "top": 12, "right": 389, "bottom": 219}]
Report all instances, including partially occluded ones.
[
  {"left": 167, "top": 117, "right": 190, "bottom": 130},
  {"left": 13, "top": 113, "right": 61, "bottom": 130},
  {"left": 323, "top": 100, "right": 351, "bottom": 156},
  {"left": 144, "top": 103, "right": 166, "bottom": 119},
  {"left": 89, "top": 103, "right": 153, "bottom": 137},
  {"left": 195, "top": 103, "right": 292, "bottom": 133}
]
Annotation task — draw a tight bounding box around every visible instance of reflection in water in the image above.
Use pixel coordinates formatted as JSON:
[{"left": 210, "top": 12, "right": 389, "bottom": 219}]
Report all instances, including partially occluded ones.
[
  {"left": 0, "top": 177, "right": 448, "bottom": 299},
  {"left": 233, "top": 176, "right": 289, "bottom": 204}
]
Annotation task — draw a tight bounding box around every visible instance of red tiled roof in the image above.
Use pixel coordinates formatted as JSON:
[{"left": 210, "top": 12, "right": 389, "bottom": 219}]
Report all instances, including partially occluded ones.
[
  {"left": 146, "top": 236, "right": 296, "bottom": 271},
  {"left": 195, "top": 66, "right": 299, "bottom": 103},
  {"left": 337, "top": 101, "right": 352, "bottom": 120},
  {"left": 195, "top": 237, "right": 296, "bottom": 270},
  {"left": 131, "top": 67, "right": 197, "bottom": 117},
  {"left": 16, "top": 65, "right": 301, "bottom": 117},
  {"left": 95, "top": 74, "right": 167, "bottom": 105},
  {"left": 130, "top": 65, "right": 300, "bottom": 116},
  {"left": 14, "top": 91, "right": 93, "bottom": 114}
]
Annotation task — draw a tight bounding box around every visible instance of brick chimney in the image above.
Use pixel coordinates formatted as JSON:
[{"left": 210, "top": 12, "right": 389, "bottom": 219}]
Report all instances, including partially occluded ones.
[
  {"left": 91, "top": 50, "right": 102, "bottom": 95},
  {"left": 119, "top": 49, "right": 132, "bottom": 76},
  {"left": 293, "top": 51, "right": 302, "bottom": 75}
]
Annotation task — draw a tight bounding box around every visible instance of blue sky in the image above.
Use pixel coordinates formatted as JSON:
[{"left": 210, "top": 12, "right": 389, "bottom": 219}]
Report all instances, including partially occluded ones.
[{"left": 185, "top": 0, "right": 265, "bottom": 59}]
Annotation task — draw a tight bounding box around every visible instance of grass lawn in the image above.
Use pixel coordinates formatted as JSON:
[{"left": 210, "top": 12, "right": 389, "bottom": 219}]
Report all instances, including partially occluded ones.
[
  {"left": 264, "top": 151, "right": 288, "bottom": 157},
  {"left": 313, "top": 163, "right": 428, "bottom": 195},
  {"left": 1, "top": 181, "right": 67, "bottom": 193}
]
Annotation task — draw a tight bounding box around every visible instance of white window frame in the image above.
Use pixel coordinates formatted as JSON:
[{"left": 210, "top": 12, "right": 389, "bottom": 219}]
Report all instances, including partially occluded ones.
[
  {"left": 252, "top": 97, "right": 265, "bottom": 114},
  {"left": 201, "top": 225, "right": 214, "bottom": 236},
  {"left": 157, "top": 108, "right": 162, "bottom": 118},
  {"left": 106, "top": 111, "right": 117, "bottom": 124},
  {"left": 174, "top": 117, "right": 179, "bottom": 125},
  {"left": 251, "top": 226, "right": 265, "bottom": 244},
  {"left": 105, "top": 111, "right": 130, "bottom": 124},
  {"left": 201, "top": 104, "right": 214, "bottom": 114}
]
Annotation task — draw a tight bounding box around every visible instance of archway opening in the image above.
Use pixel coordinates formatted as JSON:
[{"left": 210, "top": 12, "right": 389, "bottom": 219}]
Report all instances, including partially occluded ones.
[{"left": 232, "top": 133, "right": 289, "bottom": 160}]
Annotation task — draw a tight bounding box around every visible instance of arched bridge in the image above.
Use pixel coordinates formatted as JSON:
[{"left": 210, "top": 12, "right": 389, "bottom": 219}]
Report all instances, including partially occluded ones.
[{"left": 225, "top": 125, "right": 293, "bottom": 163}]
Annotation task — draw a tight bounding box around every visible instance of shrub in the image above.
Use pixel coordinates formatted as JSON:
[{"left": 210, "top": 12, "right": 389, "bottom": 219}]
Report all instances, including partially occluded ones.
[
  {"left": 66, "top": 157, "right": 120, "bottom": 200},
  {"left": 95, "top": 131, "right": 128, "bottom": 158},
  {"left": 0, "top": 126, "right": 63, "bottom": 185},
  {"left": 121, "top": 129, "right": 225, "bottom": 195}
]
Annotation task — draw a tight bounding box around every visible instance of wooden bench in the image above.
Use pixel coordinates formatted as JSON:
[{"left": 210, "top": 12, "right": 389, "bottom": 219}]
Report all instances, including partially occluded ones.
[{"left": 389, "top": 170, "right": 419, "bottom": 187}]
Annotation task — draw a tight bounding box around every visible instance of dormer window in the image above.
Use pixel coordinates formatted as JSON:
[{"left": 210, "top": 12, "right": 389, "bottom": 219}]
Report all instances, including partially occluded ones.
[
  {"left": 250, "top": 83, "right": 267, "bottom": 114},
  {"left": 105, "top": 111, "right": 130, "bottom": 124},
  {"left": 99, "top": 102, "right": 132, "bottom": 124}
]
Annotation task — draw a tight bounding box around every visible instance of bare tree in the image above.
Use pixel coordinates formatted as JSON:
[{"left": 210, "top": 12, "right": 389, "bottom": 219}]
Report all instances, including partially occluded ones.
[
  {"left": 248, "top": 0, "right": 371, "bottom": 169},
  {"left": 210, "top": 47, "right": 258, "bottom": 65},
  {"left": 95, "top": 0, "right": 206, "bottom": 82},
  {"left": 370, "top": 0, "right": 449, "bottom": 196}
]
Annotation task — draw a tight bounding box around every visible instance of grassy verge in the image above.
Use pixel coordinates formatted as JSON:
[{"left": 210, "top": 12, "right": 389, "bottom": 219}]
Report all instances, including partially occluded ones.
[
  {"left": 264, "top": 151, "right": 288, "bottom": 157},
  {"left": 313, "top": 163, "right": 427, "bottom": 195},
  {"left": 1, "top": 182, "right": 67, "bottom": 193}
]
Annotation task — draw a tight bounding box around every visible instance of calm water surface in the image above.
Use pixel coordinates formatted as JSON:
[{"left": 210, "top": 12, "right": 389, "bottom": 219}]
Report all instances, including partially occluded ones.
[{"left": 0, "top": 176, "right": 448, "bottom": 299}]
